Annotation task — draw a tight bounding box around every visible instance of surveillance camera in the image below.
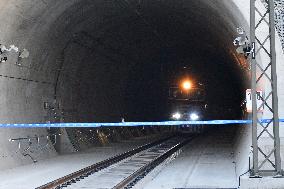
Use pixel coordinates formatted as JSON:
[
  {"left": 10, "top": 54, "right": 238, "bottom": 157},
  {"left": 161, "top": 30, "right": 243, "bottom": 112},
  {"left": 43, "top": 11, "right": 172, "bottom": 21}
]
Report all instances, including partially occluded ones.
[{"left": 233, "top": 38, "right": 240, "bottom": 46}]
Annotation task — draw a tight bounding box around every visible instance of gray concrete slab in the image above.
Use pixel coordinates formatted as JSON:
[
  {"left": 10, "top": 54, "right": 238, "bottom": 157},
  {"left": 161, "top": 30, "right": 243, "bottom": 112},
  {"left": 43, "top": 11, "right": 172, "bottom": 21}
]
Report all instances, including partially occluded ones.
[
  {"left": 240, "top": 175, "right": 284, "bottom": 189},
  {"left": 143, "top": 128, "right": 238, "bottom": 189}
]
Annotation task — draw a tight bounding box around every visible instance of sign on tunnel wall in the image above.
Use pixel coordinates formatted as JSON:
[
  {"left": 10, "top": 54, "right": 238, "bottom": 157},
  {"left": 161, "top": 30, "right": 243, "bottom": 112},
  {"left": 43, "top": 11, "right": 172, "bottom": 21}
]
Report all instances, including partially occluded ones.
[{"left": 246, "top": 89, "right": 264, "bottom": 113}]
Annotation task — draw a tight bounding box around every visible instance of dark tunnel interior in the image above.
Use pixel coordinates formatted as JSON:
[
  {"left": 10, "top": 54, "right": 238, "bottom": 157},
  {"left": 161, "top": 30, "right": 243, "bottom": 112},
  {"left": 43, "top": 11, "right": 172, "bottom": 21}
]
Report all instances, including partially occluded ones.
[{"left": 48, "top": 0, "right": 249, "bottom": 124}]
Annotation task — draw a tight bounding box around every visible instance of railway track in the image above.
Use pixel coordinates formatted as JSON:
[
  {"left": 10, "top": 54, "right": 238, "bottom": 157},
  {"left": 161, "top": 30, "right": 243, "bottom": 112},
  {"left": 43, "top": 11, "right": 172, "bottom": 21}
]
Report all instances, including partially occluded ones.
[{"left": 36, "top": 135, "right": 192, "bottom": 189}]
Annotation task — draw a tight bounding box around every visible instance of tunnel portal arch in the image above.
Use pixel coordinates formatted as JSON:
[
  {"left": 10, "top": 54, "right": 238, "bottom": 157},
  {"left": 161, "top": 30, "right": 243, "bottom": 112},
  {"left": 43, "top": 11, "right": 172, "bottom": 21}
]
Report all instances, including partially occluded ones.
[{"left": 1, "top": 0, "right": 284, "bottom": 181}]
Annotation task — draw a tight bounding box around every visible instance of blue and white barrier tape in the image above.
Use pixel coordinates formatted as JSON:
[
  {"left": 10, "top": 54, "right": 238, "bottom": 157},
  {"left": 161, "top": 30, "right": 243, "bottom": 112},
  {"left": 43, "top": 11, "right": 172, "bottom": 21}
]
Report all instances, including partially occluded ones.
[{"left": 0, "top": 119, "right": 284, "bottom": 128}]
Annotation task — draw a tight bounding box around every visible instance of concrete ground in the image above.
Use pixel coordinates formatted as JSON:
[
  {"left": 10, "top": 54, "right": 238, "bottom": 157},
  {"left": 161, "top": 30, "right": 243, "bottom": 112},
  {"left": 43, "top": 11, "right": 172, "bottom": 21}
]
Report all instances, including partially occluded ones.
[
  {"left": 240, "top": 175, "right": 284, "bottom": 189},
  {"left": 3, "top": 127, "right": 284, "bottom": 189},
  {"left": 0, "top": 136, "right": 158, "bottom": 189},
  {"left": 143, "top": 127, "right": 238, "bottom": 189},
  {"left": 0, "top": 128, "right": 240, "bottom": 189}
]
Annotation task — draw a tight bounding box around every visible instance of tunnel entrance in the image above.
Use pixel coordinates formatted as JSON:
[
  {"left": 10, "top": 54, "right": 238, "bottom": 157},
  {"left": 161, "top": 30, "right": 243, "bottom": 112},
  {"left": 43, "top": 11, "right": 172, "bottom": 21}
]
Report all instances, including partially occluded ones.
[
  {"left": 2, "top": 0, "right": 284, "bottom": 188},
  {"left": 47, "top": 0, "right": 249, "bottom": 124},
  {"left": 0, "top": 1, "right": 257, "bottom": 187},
  {"left": 39, "top": 1, "right": 250, "bottom": 180},
  {"left": 0, "top": 0, "right": 251, "bottom": 165}
]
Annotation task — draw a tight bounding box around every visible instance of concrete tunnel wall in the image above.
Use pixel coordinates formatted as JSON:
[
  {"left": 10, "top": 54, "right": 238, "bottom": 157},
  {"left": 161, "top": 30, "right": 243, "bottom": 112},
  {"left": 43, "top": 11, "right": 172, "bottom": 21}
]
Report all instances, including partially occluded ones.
[{"left": 0, "top": 0, "right": 283, "bottom": 179}]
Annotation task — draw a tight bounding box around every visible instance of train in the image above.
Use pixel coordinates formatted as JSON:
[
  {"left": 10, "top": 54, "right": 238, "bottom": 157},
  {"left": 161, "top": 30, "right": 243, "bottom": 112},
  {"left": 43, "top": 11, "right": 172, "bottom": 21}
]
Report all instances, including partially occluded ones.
[{"left": 168, "top": 78, "right": 208, "bottom": 121}]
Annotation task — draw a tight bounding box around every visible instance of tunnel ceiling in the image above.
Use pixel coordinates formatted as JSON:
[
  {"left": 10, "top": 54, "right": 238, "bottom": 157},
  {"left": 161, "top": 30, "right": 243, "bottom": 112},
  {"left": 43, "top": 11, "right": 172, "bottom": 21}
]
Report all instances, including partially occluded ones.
[{"left": 0, "top": 0, "right": 250, "bottom": 123}]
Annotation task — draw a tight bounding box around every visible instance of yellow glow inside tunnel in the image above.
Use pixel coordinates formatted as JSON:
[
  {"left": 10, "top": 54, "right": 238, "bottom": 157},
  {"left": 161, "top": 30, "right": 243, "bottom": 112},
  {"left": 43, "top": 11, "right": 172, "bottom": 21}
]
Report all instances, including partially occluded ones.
[{"left": 181, "top": 80, "right": 192, "bottom": 90}]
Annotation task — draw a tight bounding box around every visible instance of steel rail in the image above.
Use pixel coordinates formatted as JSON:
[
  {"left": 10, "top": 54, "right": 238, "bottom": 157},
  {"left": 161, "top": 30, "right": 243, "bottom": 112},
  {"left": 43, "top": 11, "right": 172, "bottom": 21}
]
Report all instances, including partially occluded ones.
[
  {"left": 113, "top": 137, "right": 192, "bottom": 189},
  {"left": 35, "top": 136, "right": 172, "bottom": 189}
]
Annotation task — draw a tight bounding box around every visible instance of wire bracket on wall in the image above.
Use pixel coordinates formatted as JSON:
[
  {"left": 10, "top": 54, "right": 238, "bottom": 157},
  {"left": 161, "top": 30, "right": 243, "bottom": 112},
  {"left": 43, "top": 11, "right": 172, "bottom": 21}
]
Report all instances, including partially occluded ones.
[
  {"left": 8, "top": 134, "right": 61, "bottom": 163},
  {"left": 250, "top": 0, "right": 283, "bottom": 177},
  {"left": 44, "top": 100, "right": 63, "bottom": 123}
]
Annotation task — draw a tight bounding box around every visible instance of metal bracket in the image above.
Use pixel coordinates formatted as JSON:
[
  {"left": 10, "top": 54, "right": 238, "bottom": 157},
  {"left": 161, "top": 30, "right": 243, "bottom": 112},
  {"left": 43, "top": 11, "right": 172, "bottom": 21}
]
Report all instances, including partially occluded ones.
[{"left": 9, "top": 134, "right": 61, "bottom": 162}]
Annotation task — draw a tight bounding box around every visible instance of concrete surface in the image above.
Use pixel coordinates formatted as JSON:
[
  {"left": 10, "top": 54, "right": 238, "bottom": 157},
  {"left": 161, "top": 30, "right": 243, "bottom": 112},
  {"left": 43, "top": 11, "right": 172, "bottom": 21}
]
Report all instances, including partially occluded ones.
[
  {"left": 144, "top": 126, "right": 238, "bottom": 189},
  {"left": 240, "top": 175, "right": 284, "bottom": 189},
  {"left": 0, "top": 135, "right": 158, "bottom": 189}
]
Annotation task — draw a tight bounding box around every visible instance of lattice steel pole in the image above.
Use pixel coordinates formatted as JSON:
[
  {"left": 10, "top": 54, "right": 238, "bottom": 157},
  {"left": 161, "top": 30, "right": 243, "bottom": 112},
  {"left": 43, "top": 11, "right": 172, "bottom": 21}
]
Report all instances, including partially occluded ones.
[{"left": 250, "top": 0, "right": 283, "bottom": 177}]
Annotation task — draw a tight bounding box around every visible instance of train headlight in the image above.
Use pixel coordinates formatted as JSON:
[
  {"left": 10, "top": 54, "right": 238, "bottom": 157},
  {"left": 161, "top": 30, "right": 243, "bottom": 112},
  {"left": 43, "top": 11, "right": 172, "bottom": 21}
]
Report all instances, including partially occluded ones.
[
  {"left": 182, "top": 80, "right": 192, "bottom": 90},
  {"left": 172, "top": 112, "right": 181, "bottom": 120},
  {"left": 190, "top": 113, "right": 199, "bottom": 120}
]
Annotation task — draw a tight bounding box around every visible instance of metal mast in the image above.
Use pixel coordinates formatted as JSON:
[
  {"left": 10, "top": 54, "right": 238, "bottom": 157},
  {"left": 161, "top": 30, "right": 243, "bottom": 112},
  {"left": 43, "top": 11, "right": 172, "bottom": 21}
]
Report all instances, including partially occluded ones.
[{"left": 250, "top": 0, "right": 282, "bottom": 177}]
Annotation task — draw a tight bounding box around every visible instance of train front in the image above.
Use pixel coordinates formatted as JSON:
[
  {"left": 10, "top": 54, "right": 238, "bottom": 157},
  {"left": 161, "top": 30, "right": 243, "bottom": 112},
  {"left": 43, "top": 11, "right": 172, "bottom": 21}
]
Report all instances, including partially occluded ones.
[{"left": 168, "top": 79, "right": 208, "bottom": 121}]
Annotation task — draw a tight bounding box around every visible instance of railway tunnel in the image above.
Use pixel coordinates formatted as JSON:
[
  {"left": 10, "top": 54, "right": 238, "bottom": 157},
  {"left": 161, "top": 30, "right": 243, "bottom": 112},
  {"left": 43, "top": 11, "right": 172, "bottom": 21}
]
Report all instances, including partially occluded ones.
[{"left": 0, "top": 0, "right": 284, "bottom": 188}]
